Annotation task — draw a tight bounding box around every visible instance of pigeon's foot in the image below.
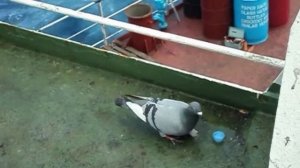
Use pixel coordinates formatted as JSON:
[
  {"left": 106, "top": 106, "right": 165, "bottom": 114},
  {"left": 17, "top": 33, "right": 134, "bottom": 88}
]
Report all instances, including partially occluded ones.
[
  {"left": 189, "top": 129, "right": 198, "bottom": 137},
  {"left": 165, "top": 135, "right": 183, "bottom": 145},
  {"left": 159, "top": 133, "right": 183, "bottom": 145}
]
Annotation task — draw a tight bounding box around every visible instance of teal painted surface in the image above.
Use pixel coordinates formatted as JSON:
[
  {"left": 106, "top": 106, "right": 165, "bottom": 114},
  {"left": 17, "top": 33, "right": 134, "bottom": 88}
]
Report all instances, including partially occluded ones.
[
  {"left": 0, "top": 22, "right": 279, "bottom": 114},
  {"left": 0, "top": 0, "right": 182, "bottom": 46}
]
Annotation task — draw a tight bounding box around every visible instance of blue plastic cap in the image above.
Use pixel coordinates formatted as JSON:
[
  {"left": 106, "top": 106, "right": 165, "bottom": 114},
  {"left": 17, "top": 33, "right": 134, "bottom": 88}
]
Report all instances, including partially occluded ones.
[{"left": 212, "top": 131, "right": 225, "bottom": 143}]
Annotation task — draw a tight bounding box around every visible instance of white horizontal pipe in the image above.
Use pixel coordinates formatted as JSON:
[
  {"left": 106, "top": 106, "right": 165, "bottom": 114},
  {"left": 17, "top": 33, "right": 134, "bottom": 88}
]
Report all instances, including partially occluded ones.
[{"left": 12, "top": 0, "right": 284, "bottom": 68}]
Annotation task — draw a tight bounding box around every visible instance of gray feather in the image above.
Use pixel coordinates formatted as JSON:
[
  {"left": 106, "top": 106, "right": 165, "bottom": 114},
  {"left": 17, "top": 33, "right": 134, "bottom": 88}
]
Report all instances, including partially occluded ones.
[{"left": 145, "top": 99, "right": 199, "bottom": 136}]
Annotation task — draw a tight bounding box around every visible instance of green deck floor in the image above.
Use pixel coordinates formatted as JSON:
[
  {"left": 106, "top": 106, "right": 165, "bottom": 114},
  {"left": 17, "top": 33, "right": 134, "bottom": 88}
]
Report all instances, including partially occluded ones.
[{"left": 0, "top": 41, "right": 275, "bottom": 168}]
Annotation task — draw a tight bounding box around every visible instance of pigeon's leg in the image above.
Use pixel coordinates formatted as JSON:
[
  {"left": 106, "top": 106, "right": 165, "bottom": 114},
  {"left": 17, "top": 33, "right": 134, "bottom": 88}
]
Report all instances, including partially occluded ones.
[
  {"left": 165, "top": 135, "right": 183, "bottom": 145},
  {"left": 189, "top": 129, "right": 198, "bottom": 137},
  {"left": 159, "top": 132, "right": 183, "bottom": 145}
]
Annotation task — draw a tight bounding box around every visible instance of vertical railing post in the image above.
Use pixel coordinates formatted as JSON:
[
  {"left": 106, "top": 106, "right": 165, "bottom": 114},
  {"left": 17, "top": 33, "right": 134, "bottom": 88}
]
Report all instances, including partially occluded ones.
[
  {"left": 96, "top": 0, "right": 108, "bottom": 46},
  {"left": 168, "top": 0, "right": 180, "bottom": 22}
]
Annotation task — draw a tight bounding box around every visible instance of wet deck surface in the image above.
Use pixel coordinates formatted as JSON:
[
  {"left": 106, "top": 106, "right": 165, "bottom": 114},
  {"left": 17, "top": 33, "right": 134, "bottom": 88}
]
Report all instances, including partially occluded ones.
[
  {"left": 0, "top": 41, "right": 275, "bottom": 168},
  {"left": 150, "top": 1, "right": 300, "bottom": 91}
]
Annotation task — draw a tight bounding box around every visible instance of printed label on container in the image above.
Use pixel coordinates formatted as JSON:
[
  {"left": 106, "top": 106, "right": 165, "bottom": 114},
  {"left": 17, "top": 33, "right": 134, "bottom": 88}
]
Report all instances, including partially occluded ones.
[{"left": 240, "top": 2, "right": 268, "bottom": 28}]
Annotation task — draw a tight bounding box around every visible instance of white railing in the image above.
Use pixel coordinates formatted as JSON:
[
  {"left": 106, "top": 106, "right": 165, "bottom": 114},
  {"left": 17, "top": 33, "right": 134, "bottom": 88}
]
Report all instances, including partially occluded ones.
[
  {"left": 38, "top": 1, "right": 97, "bottom": 31},
  {"left": 69, "top": 0, "right": 143, "bottom": 46},
  {"left": 92, "top": 29, "right": 124, "bottom": 47},
  {"left": 96, "top": 1, "right": 108, "bottom": 45},
  {"left": 11, "top": 0, "right": 285, "bottom": 68},
  {"left": 67, "top": 0, "right": 179, "bottom": 46}
]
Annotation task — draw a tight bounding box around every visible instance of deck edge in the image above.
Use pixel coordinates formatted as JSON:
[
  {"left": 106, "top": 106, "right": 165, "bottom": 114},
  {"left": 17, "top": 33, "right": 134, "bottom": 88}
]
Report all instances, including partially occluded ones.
[{"left": 0, "top": 22, "right": 279, "bottom": 114}]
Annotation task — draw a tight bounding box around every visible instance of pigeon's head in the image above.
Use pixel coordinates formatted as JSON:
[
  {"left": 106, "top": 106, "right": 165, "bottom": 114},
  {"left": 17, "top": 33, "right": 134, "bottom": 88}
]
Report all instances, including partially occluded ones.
[{"left": 188, "top": 101, "right": 202, "bottom": 116}]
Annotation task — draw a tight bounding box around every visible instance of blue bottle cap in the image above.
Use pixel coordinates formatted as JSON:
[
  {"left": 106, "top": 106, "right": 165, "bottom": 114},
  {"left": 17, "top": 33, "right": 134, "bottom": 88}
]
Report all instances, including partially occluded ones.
[{"left": 212, "top": 131, "right": 225, "bottom": 143}]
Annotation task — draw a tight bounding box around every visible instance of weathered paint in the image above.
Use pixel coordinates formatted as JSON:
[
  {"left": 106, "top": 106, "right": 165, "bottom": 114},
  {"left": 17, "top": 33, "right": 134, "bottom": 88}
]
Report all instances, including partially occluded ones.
[
  {"left": 269, "top": 11, "right": 300, "bottom": 168},
  {"left": 0, "top": 22, "right": 279, "bottom": 114}
]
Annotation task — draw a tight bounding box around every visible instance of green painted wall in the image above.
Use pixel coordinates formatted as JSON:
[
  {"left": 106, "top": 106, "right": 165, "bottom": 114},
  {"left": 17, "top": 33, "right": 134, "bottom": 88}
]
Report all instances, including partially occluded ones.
[{"left": 0, "top": 23, "right": 279, "bottom": 114}]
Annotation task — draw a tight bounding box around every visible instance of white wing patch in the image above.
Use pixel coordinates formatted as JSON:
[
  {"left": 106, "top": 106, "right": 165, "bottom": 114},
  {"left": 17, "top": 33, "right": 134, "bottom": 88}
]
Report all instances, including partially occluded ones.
[{"left": 126, "top": 102, "right": 146, "bottom": 122}]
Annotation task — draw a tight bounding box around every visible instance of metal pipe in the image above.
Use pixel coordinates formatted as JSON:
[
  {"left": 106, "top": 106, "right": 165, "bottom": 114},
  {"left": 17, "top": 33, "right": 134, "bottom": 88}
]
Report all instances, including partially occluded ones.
[
  {"left": 38, "top": 1, "right": 97, "bottom": 31},
  {"left": 97, "top": 1, "right": 108, "bottom": 45},
  {"left": 92, "top": 29, "right": 124, "bottom": 47},
  {"left": 67, "top": 23, "right": 97, "bottom": 40},
  {"left": 11, "top": 0, "right": 285, "bottom": 68},
  {"left": 66, "top": 0, "right": 142, "bottom": 40},
  {"left": 67, "top": 0, "right": 179, "bottom": 41},
  {"left": 168, "top": 0, "right": 180, "bottom": 22}
]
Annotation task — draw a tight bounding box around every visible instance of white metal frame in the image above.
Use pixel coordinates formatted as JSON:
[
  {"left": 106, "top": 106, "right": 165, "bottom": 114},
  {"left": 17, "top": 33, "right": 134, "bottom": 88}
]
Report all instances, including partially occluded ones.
[
  {"left": 68, "top": 0, "right": 179, "bottom": 47},
  {"left": 11, "top": 0, "right": 285, "bottom": 68},
  {"left": 96, "top": 1, "right": 108, "bottom": 45},
  {"left": 38, "top": 1, "right": 97, "bottom": 31},
  {"left": 67, "top": 0, "right": 143, "bottom": 45},
  {"left": 92, "top": 29, "right": 124, "bottom": 47},
  {"left": 168, "top": 0, "right": 180, "bottom": 22}
]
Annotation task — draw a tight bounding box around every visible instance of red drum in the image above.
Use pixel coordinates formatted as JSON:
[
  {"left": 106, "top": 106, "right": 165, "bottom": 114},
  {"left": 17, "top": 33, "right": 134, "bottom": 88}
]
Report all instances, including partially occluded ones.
[{"left": 269, "top": 0, "right": 290, "bottom": 27}]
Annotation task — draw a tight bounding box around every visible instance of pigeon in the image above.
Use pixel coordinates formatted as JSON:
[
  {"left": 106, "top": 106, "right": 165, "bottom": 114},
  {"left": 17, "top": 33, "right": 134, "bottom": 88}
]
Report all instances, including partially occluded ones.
[{"left": 115, "top": 94, "right": 202, "bottom": 143}]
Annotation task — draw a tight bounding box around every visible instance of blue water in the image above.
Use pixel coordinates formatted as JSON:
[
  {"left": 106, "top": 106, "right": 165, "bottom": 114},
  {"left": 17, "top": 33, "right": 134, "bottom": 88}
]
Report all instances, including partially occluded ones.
[{"left": 0, "top": 0, "right": 165, "bottom": 46}]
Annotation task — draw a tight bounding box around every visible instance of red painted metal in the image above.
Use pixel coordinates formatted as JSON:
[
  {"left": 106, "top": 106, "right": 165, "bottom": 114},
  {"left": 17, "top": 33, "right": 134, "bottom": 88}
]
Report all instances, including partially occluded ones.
[
  {"left": 124, "top": 4, "right": 160, "bottom": 54},
  {"left": 201, "top": 0, "right": 232, "bottom": 39},
  {"left": 269, "top": 0, "right": 290, "bottom": 27}
]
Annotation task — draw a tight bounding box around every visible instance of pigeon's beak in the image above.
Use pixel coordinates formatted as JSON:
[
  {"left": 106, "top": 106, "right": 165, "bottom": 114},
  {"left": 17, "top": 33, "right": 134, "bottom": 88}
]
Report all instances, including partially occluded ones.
[{"left": 197, "top": 111, "right": 203, "bottom": 116}]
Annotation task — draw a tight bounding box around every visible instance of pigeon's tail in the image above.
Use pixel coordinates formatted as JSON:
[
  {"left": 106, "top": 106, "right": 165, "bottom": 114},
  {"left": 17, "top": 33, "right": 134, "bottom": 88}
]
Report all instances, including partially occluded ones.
[
  {"left": 115, "top": 97, "right": 126, "bottom": 107},
  {"left": 115, "top": 95, "right": 147, "bottom": 122}
]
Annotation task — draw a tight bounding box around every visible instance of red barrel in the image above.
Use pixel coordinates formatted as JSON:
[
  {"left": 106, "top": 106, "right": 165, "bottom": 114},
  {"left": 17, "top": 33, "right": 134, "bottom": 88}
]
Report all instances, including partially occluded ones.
[
  {"left": 124, "top": 4, "right": 159, "bottom": 53},
  {"left": 269, "top": 0, "right": 289, "bottom": 27},
  {"left": 202, "top": 0, "right": 232, "bottom": 39}
]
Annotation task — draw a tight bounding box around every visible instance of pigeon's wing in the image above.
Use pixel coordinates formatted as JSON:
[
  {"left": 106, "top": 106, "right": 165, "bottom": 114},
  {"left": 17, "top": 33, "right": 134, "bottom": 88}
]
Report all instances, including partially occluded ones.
[
  {"left": 146, "top": 99, "right": 191, "bottom": 136},
  {"left": 124, "top": 95, "right": 155, "bottom": 106},
  {"left": 126, "top": 101, "right": 146, "bottom": 122}
]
